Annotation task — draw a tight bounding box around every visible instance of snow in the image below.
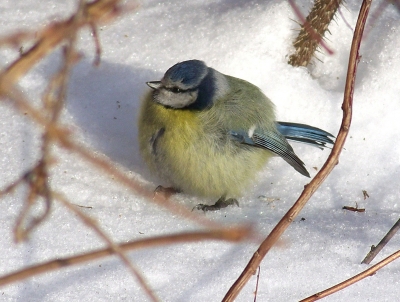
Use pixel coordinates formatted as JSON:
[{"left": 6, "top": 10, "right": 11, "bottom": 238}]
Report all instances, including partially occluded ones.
[{"left": 1, "top": 0, "right": 399, "bottom": 301}]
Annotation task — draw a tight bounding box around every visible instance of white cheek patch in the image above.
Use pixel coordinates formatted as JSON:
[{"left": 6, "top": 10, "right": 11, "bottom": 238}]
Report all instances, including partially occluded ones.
[
  {"left": 156, "top": 89, "right": 198, "bottom": 108},
  {"left": 248, "top": 125, "right": 256, "bottom": 138}
]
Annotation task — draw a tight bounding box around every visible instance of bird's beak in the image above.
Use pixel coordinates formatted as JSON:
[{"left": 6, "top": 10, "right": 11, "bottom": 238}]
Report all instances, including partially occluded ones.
[{"left": 146, "top": 81, "right": 162, "bottom": 90}]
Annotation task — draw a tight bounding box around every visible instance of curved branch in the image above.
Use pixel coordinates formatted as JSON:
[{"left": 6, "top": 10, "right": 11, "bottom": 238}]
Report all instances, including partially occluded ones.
[{"left": 223, "top": 0, "right": 372, "bottom": 300}]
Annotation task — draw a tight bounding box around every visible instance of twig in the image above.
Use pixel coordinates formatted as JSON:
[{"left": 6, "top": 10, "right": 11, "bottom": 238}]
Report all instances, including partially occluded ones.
[
  {"left": 300, "top": 249, "right": 400, "bottom": 301},
  {"left": 54, "top": 191, "right": 160, "bottom": 302},
  {"left": 0, "top": 226, "right": 251, "bottom": 287},
  {"left": 90, "top": 22, "right": 102, "bottom": 66},
  {"left": 222, "top": 0, "right": 372, "bottom": 300},
  {"left": 0, "top": 0, "right": 216, "bottom": 229},
  {"left": 0, "top": 0, "right": 124, "bottom": 89},
  {"left": 362, "top": 218, "right": 400, "bottom": 264},
  {"left": 342, "top": 205, "right": 365, "bottom": 212},
  {"left": 12, "top": 0, "right": 85, "bottom": 243},
  {"left": 2, "top": 87, "right": 218, "bottom": 228},
  {"left": 13, "top": 161, "right": 52, "bottom": 242},
  {"left": 0, "top": 2, "right": 163, "bottom": 300},
  {"left": 253, "top": 266, "right": 260, "bottom": 302}
]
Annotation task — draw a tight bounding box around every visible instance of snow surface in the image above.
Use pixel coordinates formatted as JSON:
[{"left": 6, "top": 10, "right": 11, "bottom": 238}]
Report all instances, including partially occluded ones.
[{"left": 1, "top": 0, "right": 399, "bottom": 301}]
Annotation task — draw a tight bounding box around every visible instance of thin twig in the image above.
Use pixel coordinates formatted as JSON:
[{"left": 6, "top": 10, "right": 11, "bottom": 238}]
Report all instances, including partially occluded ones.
[
  {"left": 0, "top": 2, "right": 162, "bottom": 300},
  {"left": 0, "top": 0, "right": 124, "bottom": 90},
  {"left": 12, "top": 0, "right": 85, "bottom": 243},
  {"left": 253, "top": 266, "right": 260, "bottom": 302},
  {"left": 362, "top": 218, "right": 400, "bottom": 264},
  {"left": 13, "top": 161, "right": 53, "bottom": 242},
  {"left": 300, "top": 249, "right": 400, "bottom": 301},
  {"left": 223, "top": 0, "right": 372, "bottom": 300},
  {"left": 2, "top": 87, "right": 218, "bottom": 228},
  {"left": 0, "top": 226, "right": 251, "bottom": 287},
  {"left": 54, "top": 191, "right": 160, "bottom": 302},
  {"left": 0, "top": 0, "right": 216, "bottom": 229},
  {"left": 90, "top": 22, "right": 102, "bottom": 66}
]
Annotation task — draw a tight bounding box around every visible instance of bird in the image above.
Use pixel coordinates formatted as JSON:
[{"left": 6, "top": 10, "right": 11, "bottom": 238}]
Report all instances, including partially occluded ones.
[{"left": 138, "top": 60, "right": 334, "bottom": 211}]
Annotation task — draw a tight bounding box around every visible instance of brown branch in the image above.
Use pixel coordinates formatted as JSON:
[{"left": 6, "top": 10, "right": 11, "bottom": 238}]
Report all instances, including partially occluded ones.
[
  {"left": 0, "top": 2, "right": 164, "bottom": 300},
  {"left": 0, "top": 226, "right": 251, "bottom": 287},
  {"left": 300, "top": 249, "right": 400, "bottom": 301},
  {"left": 0, "top": 0, "right": 124, "bottom": 90},
  {"left": 223, "top": 0, "right": 372, "bottom": 300},
  {"left": 362, "top": 218, "right": 400, "bottom": 264},
  {"left": 1, "top": 87, "right": 219, "bottom": 228},
  {"left": 12, "top": 0, "right": 85, "bottom": 243},
  {"left": 0, "top": 0, "right": 216, "bottom": 230}
]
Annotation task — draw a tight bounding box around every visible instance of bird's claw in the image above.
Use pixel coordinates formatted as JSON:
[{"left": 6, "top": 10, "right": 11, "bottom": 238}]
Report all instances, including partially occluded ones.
[{"left": 193, "top": 198, "right": 239, "bottom": 212}]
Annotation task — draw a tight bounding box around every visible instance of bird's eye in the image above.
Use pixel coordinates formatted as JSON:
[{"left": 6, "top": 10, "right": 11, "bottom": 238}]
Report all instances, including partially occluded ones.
[{"left": 170, "top": 87, "right": 182, "bottom": 93}]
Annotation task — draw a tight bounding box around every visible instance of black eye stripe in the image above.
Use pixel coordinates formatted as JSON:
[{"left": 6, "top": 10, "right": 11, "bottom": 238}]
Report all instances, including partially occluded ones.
[
  {"left": 168, "top": 87, "right": 184, "bottom": 93},
  {"left": 165, "top": 87, "right": 197, "bottom": 93}
]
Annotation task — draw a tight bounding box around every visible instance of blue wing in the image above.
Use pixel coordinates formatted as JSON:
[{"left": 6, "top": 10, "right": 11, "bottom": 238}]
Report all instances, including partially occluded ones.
[
  {"left": 229, "top": 129, "right": 310, "bottom": 177},
  {"left": 229, "top": 123, "right": 334, "bottom": 177}
]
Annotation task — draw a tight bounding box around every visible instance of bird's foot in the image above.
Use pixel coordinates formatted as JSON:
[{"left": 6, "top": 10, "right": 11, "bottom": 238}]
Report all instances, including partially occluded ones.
[
  {"left": 193, "top": 197, "right": 239, "bottom": 212},
  {"left": 153, "top": 186, "right": 180, "bottom": 200}
]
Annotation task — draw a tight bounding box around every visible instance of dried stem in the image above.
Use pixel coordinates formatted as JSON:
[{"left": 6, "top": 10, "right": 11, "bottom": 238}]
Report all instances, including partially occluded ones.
[
  {"left": 90, "top": 22, "right": 102, "bottom": 66},
  {"left": 2, "top": 87, "right": 219, "bottom": 228},
  {"left": 0, "top": 0, "right": 217, "bottom": 230},
  {"left": 12, "top": 0, "right": 85, "bottom": 243},
  {"left": 13, "top": 161, "right": 52, "bottom": 242},
  {"left": 362, "top": 218, "right": 400, "bottom": 264},
  {"left": 0, "top": 226, "right": 251, "bottom": 287},
  {"left": 253, "top": 266, "right": 260, "bottom": 302},
  {"left": 300, "top": 249, "right": 400, "bottom": 301},
  {"left": 223, "top": 0, "right": 372, "bottom": 300},
  {"left": 0, "top": 1, "right": 166, "bottom": 300},
  {"left": 54, "top": 192, "right": 160, "bottom": 302}
]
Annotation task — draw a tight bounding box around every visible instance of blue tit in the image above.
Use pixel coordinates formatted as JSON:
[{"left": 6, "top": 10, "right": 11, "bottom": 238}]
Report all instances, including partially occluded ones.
[{"left": 138, "top": 60, "right": 334, "bottom": 211}]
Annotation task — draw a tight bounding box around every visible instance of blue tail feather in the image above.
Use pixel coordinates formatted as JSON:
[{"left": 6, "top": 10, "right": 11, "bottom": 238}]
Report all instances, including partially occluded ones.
[
  {"left": 228, "top": 122, "right": 335, "bottom": 178},
  {"left": 276, "top": 122, "right": 334, "bottom": 149}
]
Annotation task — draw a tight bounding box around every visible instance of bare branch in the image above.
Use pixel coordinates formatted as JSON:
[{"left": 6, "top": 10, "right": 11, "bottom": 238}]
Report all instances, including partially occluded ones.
[
  {"left": 223, "top": 0, "right": 372, "bottom": 300},
  {"left": 0, "top": 226, "right": 252, "bottom": 287},
  {"left": 362, "top": 218, "right": 400, "bottom": 264},
  {"left": 300, "top": 249, "right": 400, "bottom": 301}
]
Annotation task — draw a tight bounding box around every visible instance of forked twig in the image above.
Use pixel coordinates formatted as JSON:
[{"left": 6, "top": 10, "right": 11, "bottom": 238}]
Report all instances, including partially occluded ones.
[
  {"left": 13, "top": 161, "right": 52, "bottom": 242},
  {"left": 0, "top": 1, "right": 161, "bottom": 300},
  {"left": 12, "top": 0, "right": 85, "bottom": 243},
  {"left": 223, "top": 0, "right": 372, "bottom": 300}
]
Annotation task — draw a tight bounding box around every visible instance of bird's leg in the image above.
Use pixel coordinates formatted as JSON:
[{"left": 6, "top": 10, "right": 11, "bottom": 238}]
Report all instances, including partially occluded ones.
[
  {"left": 153, "top": 186, "right": 180, "bottom": 200},
  {"left": 193, "top": 195, "right": 239, "bottom": 212}
]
